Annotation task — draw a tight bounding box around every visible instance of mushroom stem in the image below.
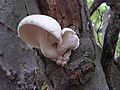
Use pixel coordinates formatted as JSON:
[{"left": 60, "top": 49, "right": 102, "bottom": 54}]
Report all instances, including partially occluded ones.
[
  {"left": 56, "top": 55, "right": 64, "bottom": 65},
  {"left": 62, "top": 49, "right": 71, "bottom": 66},
  {"left": 56, "top": 49, "right": 72, "bottom": 66},
  {"left": 63, "top": 49, "right": 71, "bottom": 61}
]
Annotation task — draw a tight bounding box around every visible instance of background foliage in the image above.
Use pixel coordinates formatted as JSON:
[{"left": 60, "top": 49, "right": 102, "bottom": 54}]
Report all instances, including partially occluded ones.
[{"left": 87, "top": 0, "right": 120, "bottom": 56}]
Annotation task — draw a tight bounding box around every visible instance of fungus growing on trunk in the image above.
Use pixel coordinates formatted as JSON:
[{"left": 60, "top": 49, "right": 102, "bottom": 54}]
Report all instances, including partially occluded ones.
[
  {"left": 57, "top": 28, "right": 79, "bottom": 66},
  {"left": 18, "top": 15, "right": 79, "bottom": 66}
]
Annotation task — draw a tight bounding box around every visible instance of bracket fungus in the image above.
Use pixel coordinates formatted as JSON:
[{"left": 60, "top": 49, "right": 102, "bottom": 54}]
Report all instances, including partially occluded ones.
[{"left": 18, "top": 15, "right": 79, "bottom": 66}]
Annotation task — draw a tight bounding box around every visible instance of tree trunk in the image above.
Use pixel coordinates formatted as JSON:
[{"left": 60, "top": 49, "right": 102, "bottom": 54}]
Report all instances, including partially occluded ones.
[
  {"left": 36, "top": 0, "right": 108, "bottom": 90},
  {"left": 0, "top": 0, "right": 40, "bottom": 89},
  {"left": 0, "top": 0, "right": 119, "bottom": 90}
]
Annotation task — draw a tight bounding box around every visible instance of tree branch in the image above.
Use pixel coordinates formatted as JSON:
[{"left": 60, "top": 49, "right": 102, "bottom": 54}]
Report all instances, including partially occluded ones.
[
  {"left": 90, "top": 0, "right": 105, "bottom": 16},
  {"left": 101, "top": 1, "right": 120, "bottom": 89}
]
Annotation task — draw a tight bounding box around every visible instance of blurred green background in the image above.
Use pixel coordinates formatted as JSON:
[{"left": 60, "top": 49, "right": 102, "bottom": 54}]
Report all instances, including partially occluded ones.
[{"left": 87, "top": 0, "right": 120, "bottom": 57}]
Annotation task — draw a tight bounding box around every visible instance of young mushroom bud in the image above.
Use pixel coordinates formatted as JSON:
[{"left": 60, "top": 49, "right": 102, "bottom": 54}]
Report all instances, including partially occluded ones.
[
  {"left": 58, "top": 28, "right": 79, "bottom": 54},
  {"left": 57, "top": 28, "right": 79, "bottom": 66},
  {"left": 18, "top": 15, "right": 62, "bottom": 60}
]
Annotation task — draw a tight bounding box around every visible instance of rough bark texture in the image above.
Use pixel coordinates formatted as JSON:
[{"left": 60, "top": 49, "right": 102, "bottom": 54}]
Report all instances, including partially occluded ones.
[
  {"left": 101, "top": 0, "right": 120, "bottom": 90},
  {"left": 0, "top": 0, "right": 118, "bottom": 90},
  {"left": 37, "top": 0, "right": 108, "bottom": 90},
  {"left": 0, "top": 0, "right": 40, "bottom": 89},
  {"left": 38, "top": 0, "right": 81, "bottom": 31}
]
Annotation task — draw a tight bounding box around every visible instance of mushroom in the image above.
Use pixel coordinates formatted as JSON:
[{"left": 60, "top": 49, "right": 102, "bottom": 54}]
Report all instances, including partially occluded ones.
[
  {"left": 17, "top": 15, "right": 79, "bottom": 66},
  {"left": 18, "top": 15, "right": 62, "bottom": 60},
  {"left": 57, "top": 28, "right": 79, "bottom": 66}
]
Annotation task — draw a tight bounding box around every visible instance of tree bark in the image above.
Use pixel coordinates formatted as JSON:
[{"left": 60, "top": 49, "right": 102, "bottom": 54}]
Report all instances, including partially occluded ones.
[
  {"left": 37, "top": 0, "right": 108, "bottom": 90},
  {"left": 101, "top": 0, "right": 120, "bottom": 89},
  {"left": 90, "top": 0, "right": 105, "bottom": 16},
  {"left": 0, "top": 0, "right": 40, "bottom": 89},
  {"left": 1, "top": 0, "right": 119, "bottom": 90}
]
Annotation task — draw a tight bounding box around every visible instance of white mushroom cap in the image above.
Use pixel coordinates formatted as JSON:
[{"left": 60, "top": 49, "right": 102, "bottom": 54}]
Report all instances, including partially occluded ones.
[
  {"left": 58, "top": 28, "right": 79, "bottom": 55},
  {"left": 18, "top": 15, "right": 62, "bottom": 59},
  {"left": 18, "top": 15, "right": 62, "bottom": 49},
  {"left": 17, "top": 15, "right": 80, "bottom": 66}
]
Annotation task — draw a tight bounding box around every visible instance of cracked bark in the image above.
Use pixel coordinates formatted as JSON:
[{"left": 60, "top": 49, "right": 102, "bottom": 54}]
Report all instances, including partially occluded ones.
[
  {"left": 101, "top": 1, "right": 120, "bottom": 90},
  {"left": 1, "top": 0, "right": 118, "bottom": 90},
  {"left": 37, "top": 0, "right": 108, "bottom": 90},
  {"left": 0, "top": 0, "right": 40, "bottom": 90}
]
